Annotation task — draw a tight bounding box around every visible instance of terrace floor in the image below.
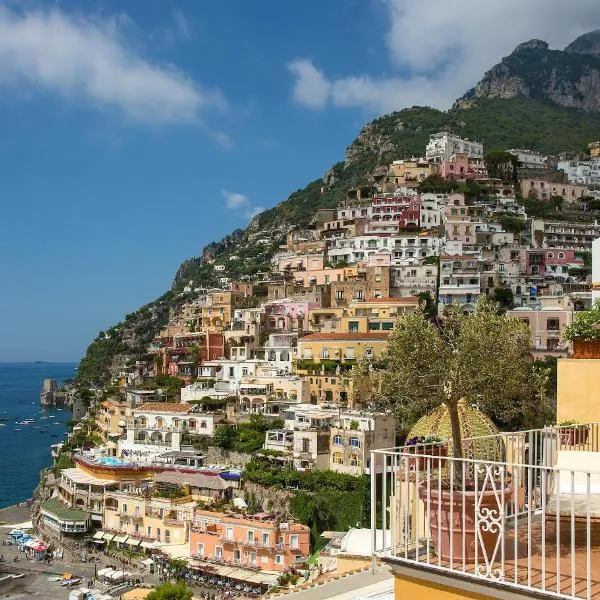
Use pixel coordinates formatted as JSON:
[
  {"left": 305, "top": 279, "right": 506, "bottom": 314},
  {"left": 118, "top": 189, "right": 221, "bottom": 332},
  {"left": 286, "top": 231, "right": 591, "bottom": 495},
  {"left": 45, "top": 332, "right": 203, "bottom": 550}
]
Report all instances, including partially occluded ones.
[{"left": 408, "top": 521, "right": 600, "bottom": 598}]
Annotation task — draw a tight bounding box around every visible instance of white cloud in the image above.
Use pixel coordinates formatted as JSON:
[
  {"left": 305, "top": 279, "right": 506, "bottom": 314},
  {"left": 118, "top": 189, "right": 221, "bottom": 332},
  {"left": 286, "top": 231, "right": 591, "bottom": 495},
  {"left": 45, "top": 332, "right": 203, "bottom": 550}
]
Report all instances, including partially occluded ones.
[
  {"left": 0, "top": 6, "right": 224, "bottom": 125},
  {"left": 288, "top": 0, "right": 600, "bottom": 113},
  {"left": 221, "top": 190, "right": 249, "bottom": 210},
  {"left": 221, "top": 190, "right": 263, "bottom": 220},
  {"left": 287, "top": 59, "right": 331, "bottom": 109}
]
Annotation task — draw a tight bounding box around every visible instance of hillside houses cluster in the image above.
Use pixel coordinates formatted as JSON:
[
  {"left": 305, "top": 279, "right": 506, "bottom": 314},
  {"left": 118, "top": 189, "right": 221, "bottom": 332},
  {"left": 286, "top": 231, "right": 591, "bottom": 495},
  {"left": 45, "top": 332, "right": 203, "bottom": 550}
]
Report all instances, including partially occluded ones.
[{"left": 41, "top": 131, "right": 600, "bottom": 587}]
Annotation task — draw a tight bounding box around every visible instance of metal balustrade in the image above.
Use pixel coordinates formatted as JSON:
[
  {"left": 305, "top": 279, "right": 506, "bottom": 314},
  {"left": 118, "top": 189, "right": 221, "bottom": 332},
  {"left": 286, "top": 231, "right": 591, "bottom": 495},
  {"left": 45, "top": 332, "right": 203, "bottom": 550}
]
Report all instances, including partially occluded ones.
[{"left": 371, "top": 423, "right": 600, "bottom": 599}]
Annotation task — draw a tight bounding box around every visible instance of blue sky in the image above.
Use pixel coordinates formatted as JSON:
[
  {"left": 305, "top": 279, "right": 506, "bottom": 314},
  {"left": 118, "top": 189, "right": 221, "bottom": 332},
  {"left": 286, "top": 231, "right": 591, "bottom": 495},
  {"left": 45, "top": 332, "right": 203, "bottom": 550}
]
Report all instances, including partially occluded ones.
[{"left": 0, "top": 0, "right": 598, "bottom": 362}]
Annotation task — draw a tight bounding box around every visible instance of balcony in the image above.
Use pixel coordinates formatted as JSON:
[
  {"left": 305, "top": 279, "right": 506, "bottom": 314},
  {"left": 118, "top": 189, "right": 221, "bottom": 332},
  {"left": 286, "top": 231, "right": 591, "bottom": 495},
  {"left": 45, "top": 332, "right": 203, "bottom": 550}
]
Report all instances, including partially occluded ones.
[{"left": 371, "top": 423, "right": 600, "bottom": 599}]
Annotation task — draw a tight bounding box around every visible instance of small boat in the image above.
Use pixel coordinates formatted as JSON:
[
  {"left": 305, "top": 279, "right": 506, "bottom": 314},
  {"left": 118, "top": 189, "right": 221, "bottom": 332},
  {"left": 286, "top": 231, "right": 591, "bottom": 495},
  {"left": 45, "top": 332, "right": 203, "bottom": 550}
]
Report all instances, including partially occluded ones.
[{"left": 14, "top": 428, "right": 22, "bottom": 431}]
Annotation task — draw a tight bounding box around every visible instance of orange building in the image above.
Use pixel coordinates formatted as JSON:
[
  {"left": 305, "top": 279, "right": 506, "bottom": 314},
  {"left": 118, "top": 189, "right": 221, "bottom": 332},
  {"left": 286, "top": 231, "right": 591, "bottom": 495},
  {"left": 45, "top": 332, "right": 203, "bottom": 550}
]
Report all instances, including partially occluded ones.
[{"left": 189, "top": 510, "right": 310, "bottom": 572}]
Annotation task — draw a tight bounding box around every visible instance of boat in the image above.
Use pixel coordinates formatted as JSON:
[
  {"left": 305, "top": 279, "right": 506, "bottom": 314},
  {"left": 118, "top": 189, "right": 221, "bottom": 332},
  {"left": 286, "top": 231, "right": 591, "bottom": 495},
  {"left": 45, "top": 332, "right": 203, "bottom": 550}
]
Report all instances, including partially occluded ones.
[{"left": 14, "top": 428, "right": 22, "bottom": 432}]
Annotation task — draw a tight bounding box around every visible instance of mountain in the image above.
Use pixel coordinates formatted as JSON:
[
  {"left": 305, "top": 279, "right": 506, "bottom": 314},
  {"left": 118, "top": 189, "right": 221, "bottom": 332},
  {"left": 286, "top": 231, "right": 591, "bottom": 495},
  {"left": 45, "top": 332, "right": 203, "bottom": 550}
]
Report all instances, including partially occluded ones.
[
  {"left": 456, "top": 35, "right": 600, "bottom": 112},
  {"left": 565, "top": 30, "right": 600, "bottom": 58},
  {"left": 76, "top": 37, "right": 600, "bottom": 385}
]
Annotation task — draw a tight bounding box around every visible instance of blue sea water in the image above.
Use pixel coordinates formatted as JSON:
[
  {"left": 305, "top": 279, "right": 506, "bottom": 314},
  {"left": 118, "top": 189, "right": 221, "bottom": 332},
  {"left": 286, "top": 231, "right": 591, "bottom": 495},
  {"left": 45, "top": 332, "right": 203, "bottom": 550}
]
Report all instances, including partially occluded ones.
[{"left": 0, "top": 362, "right": 76, "bottom": 508}]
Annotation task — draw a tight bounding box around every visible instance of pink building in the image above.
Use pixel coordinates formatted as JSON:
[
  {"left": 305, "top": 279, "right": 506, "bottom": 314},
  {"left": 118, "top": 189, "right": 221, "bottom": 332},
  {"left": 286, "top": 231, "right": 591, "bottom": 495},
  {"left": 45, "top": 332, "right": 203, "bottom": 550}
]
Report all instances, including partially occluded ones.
[
  {"left": 264, "top": 300, "right": 319, "bottom": 331},
  {"left": 526, "top": 249, "right": 584, "bottom": 278},
  {"left": 189, "top": 510, "right": 310, "bottom": 572},
  {"left": 438, "top": 153, "right": 488, "bottom": 181},
  {"left": 368, "top": 195, "right": 420, "bottom": 231}
]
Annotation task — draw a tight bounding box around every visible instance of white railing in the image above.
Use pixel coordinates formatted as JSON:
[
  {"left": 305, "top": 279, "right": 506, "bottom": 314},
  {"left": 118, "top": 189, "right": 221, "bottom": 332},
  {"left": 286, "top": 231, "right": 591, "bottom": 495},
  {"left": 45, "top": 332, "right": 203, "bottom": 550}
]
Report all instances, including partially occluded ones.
[{"left": 371, "top": 423, "right": 600, "bottom": 599}]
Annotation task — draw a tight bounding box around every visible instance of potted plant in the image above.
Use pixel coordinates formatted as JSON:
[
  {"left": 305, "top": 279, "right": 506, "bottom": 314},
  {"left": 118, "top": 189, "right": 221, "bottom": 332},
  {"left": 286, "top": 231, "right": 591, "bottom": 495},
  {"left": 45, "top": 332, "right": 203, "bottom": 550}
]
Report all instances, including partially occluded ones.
[
  {"left": 363, "top": 297, "right": 550, "bottom": 563},
  {"left": 558, "top": 419, "right": 590, "bottom": 446},
  {"left": 564, "top": 300, "right": 600, "bottom": 358},
  {"left": 405, "top": 435, "right": 448, "bottom": 471}
]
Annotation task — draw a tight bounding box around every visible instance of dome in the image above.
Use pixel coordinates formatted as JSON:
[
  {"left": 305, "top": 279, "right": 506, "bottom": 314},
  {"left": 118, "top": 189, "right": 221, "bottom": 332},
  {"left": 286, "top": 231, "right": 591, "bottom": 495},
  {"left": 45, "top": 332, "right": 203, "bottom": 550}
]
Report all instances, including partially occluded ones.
[{"left": 406, "top": 398, "right": 504, "bottom": 461}]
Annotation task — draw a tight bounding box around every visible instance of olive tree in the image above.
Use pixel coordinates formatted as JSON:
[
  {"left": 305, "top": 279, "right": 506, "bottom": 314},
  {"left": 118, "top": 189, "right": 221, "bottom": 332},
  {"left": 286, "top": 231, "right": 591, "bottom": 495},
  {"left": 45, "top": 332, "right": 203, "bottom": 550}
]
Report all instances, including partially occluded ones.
[{"left": 359, "top": 297, "right": 551, "bottom": 459}]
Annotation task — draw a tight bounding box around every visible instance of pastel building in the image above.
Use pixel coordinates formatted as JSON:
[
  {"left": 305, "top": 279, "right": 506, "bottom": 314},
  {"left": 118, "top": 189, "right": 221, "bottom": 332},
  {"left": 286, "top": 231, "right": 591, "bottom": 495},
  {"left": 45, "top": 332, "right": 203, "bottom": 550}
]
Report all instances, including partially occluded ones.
[{"left": 190, "top": 511, "right": 310, "bottom": 572}]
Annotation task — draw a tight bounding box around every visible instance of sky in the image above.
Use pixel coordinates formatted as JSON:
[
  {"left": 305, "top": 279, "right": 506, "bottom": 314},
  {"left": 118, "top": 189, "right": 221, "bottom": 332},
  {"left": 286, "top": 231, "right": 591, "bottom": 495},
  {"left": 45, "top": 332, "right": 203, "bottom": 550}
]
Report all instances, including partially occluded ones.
[{"left": 0, "top": 0, "right": 599, "bottom": 362}]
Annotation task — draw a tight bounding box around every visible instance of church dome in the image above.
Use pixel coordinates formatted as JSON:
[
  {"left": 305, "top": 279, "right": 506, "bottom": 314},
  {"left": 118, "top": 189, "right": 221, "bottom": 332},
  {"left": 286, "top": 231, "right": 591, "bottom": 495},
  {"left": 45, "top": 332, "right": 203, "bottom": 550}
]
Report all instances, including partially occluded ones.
[{"left": 406, "top": 398, "right": 503, "bottom": 461}]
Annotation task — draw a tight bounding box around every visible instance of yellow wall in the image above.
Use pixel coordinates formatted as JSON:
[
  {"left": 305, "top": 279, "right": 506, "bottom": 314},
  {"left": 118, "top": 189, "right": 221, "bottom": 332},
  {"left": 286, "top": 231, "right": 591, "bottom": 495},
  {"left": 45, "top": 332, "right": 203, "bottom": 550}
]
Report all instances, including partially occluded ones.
[
  {"left": 394, "top": 573, "right": 494, "bottom": 600},
  {"left": 556, "top": 359, "right": 600, "bottom": 423},
  {"left": 335, "top": 555, "right": 371, "bottom": 575}
]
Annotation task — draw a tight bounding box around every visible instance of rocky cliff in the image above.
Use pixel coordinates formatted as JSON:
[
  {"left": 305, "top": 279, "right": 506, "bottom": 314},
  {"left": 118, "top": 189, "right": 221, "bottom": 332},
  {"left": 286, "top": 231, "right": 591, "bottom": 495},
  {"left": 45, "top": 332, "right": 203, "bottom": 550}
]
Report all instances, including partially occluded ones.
[{"left": 456, "top": 34, "right": 600, "bottom": 112}]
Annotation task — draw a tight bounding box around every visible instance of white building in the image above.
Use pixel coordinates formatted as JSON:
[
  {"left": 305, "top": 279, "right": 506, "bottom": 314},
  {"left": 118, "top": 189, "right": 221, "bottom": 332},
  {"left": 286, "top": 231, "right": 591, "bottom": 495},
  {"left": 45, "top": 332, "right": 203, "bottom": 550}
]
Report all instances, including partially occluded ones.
[
  {"left": 558, "top": 158, "right": 600, "bottom": 185},
  {"left": 420, "top": 193, "right": 447, "bottom": 228},
  {"left": 508, "top": 149, "right": 547, "bottom": 169},
  {"left": 426, "top": 132, "right": 483, "bottom": 163}
]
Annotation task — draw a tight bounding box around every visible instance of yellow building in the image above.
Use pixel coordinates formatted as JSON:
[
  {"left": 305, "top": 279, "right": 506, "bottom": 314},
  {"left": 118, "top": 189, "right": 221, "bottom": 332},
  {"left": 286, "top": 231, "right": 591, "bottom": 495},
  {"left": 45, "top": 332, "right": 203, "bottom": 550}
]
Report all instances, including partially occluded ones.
[
  {"left": 557, "top": 357, "right": 600, "bottom": 423},
  {"left": 589, "top": 141, "right": 600, "bottom": 158},
  {"left": 103, "top": 488, "right": 196, "bottom": 547},
  {"left": 296, "top": 332, "right": 389, "bottom": 405},
  {"left": 385, "top": 158, "right": 432, "bottom": 190}
]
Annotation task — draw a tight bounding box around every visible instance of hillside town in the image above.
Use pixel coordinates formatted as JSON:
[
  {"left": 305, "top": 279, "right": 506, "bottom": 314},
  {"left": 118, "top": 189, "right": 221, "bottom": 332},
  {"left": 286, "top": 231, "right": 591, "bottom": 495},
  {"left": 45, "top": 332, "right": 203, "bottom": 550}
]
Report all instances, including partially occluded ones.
[{"left": 18, "top": 131, "right": 600, "bottom": 600}]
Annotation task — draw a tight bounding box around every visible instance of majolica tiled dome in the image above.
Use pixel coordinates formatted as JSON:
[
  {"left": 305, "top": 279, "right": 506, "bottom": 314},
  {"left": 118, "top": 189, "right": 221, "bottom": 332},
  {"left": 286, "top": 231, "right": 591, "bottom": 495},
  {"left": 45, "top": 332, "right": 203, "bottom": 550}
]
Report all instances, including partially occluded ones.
[{"left": 407, "top": 398, "right": 504, "bottom": 461}]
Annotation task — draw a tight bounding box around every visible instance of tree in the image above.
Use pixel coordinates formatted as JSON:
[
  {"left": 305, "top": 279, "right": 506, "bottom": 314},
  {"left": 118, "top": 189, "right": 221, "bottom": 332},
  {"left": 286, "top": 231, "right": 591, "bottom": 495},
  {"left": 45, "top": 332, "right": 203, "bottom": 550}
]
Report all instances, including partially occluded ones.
[
  {"left": 369, "top": 298, "right": 549, "bottom": 463},
  {"left": 212, "top": 425, "right": 239, "bottom": 450},
  {"left": 564, "top": 299, "right": 600, "bottom": 341},
  {"left": 498, "top": 214, "right": 527, "bottom": 234},
  {"left": 491, "top": 286, "right": 514, "bottom": 309},
  {"left": 549, "top": 195, "right": 564, "bottom": 210},
  {"left": 146, "top": 582, "right": 192, "bottom": 600}
]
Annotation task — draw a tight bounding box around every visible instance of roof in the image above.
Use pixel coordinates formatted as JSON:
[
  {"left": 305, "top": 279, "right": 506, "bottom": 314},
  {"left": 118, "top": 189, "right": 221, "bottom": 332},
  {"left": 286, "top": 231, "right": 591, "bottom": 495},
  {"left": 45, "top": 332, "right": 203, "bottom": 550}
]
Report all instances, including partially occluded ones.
[
  {"left": 340, "top": 528, "right": 388, "bottom": 557},
  {"left": 299, "top": 332, "right": 390, "bottom": 341},
  {"left": 136, "top": 402, "right": 195, "bottom": 413},
  {"left": 41, "top": 498, "right": 89, "bottom": 522},
  {"left": 155, "top": 471, "right": 234, "bottom": 491},
  {"left": 61, "top": 468, "right": 117, "bottom": 486}
]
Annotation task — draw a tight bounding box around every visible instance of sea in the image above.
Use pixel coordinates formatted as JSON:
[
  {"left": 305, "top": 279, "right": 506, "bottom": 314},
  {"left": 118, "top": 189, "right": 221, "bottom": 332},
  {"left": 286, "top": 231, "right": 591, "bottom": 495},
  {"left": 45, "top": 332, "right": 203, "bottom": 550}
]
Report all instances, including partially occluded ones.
[{"left": 0, "top": 362, "right": 76, "bottom": 509}]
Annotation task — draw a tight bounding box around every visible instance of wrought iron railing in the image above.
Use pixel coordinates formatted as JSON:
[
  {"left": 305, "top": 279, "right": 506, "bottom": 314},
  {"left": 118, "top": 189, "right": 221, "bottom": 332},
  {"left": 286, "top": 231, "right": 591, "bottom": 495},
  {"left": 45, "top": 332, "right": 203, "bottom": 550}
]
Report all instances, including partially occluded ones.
[{"left": 371, "top": 422, "right": 600, "bottom": 599}]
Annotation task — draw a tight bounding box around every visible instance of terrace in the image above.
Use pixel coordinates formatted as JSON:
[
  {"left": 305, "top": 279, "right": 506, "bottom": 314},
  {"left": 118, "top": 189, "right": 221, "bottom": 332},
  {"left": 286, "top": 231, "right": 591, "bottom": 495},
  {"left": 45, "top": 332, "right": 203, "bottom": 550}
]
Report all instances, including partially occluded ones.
[{"left": 371, "top": 422, "right": 600, "bottom": 599}]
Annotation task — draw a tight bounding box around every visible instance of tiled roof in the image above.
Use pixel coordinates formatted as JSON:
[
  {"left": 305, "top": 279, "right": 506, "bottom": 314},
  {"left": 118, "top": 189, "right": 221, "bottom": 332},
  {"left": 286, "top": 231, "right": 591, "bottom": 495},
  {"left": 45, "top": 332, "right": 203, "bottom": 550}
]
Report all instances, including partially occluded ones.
[
  {"left": 299, "top": 332, "right": 390, "bottom": 341},
  {"left": 137, "top": 402, "right": 194, "bottom": 413}
]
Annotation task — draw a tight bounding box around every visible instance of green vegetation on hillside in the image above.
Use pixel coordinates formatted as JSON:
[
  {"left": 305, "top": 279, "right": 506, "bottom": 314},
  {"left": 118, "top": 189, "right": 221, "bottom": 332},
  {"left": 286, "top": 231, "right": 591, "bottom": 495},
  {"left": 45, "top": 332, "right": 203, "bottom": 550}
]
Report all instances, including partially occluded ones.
[{"left": 76, "top": 96, "right": 600, "bottom": 384}]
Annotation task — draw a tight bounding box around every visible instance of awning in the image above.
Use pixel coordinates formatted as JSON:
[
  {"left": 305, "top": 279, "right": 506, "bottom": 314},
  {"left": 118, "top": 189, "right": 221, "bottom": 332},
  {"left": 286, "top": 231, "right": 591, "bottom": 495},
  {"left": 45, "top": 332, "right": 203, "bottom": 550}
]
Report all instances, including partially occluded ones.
[
  {"left": 93, "top": 531, "right": 105, "bottom": 540},
  {"left": 126, "top": 538, "right": 141, "bottom": 547},
  {"left": 140, "top": 541, "right": 155, "bottom": 549},
  {"left": 188, "top": 560, "right": 279, "bottom": 586},
  {"left": 97, "top": 568, "right": 112, "bottom": 577},
  {"left": 103, "top": 533, "right": 115, "bottom": 542},
  {"left": 113, "top": 535, "right": 129, "bottom": 544},
  {"left": 141, "top": 558, "right": 154, "bottom": 566}
]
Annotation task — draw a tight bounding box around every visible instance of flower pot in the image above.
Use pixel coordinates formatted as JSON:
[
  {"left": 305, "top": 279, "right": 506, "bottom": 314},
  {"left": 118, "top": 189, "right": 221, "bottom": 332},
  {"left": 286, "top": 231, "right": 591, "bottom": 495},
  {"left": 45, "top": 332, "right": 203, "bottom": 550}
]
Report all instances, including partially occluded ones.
[
  {"left": 420, "top": 480, "right": 512, "bottom": 564},
  {"left": 559, "top": 425, "right": 589, "bottom": 446},
  {"left": 406, "top": 443, "right": 448, "bottom": 472},
  {"left": 572, "top": 339, "right": 600, "bottom": 359}
]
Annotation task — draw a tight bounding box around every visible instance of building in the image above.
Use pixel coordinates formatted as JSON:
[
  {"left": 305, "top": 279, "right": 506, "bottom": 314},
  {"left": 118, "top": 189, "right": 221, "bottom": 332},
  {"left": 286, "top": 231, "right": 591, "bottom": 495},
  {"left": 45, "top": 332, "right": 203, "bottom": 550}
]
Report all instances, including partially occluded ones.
[
  {"left": 508, "top": 306, "right": 574, "bottom": 353},
  {"left": 436, "top": 153, "right": 488, "bottom": 180},
  {"left": 120, "top": 403, "right": 219, "bottom": 459},
  {"left": 526, "top": 249, "right": 584, "bottom": 279},
  {"left": 521, "top": 179, "right": 589, "bottom": 202},
  {"left": 589, "top": 140, "right": 600, "bottom": 158},
  {"left": 531, "top": 219, "right": 600, "bottom": 251},
  {"left": 190, "top": 510, "right": 310, "bottom": 571},
  {"left": 103, "top": 483, "right": 196, "bottom": 547},
  {"left": 557, "top": 158, "right": 600, "bottom": 185},
  {"left": 507, "top": 149, "right": 547, "bottom": 169},
  {"left": 438, "top": 255, "right": 481, "bottom": 313},
  {"left": 40, "top": 498, "right": 91, "bottom": 536},
  {"left": 297, "top": 332, "right": 389, "bottom": 364},
  {"left": 425, "top": 132, "right": 483, "bottom": 163},
  {"left": 386, "top": 158, "right": 432, "bottom": 189}
]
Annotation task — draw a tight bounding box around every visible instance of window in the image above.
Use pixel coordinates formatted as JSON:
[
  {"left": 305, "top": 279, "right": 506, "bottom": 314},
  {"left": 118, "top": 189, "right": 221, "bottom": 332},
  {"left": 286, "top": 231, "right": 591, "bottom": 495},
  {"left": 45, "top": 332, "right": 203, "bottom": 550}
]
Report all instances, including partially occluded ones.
[
  {"left": 196, "top": 543, "right": 204, "bottom": 557},
  {"left": 247, "top": 529, "right": 254, "bottom": 542},
  {"left": 355, "top": 290, "right": 363, "bottom": 300},
  {"left": 262, "top": 532, "right": 269, "bottom": 546},
  {"left": 226, "top": 526, "right": 234, "bottom": 541},
  {"left": 348, "top": 321, "right": 359, "bottom": 333},
  {"left": 321, "top": 348, "right": 329, "bottom": 358},
  {"left": 147, "top": 526, "right": 152, "bottom": 536},
  {"left": 547, "top": 318, "right": 560, "bottom": 331},
  {"left": 345, "top": 347, "right": 355, "bottom": 359},
  {"left": 165, "top": 530, "right": 170, "bottom": 543},
  {"left": 249, "top": 551, "right": 257, "bottom": 566},
  {"left": 382, "top": 322, "right": 393, "bottom": 331},
  {"left": 547, "top": 252, "right": 554, "bottom": 258},
  {"left": 122, "top": 504, "right": 128, "bottom": 514},
  {"left": 350, "top": 455, "right": 362, "bottom": 467},
  {"left": 228, "top": 367, "right": 234, "bottom": 377},
  {"left": 200, "top": 421, "right": 207, "bottom": 429},
  {"left": 336, "top": 290, "right": 345, "bottom": 300},
  {"left": 558, "top": 252, "right": 565, "bottom": 259},
  {"left": 350, "top": 437, "right": 361, "bottom": 448},
  {"left": 215, "top": 546, "right": 223, "bottom": 558},
  {"left": 290, "top": 535, "right": 299, "bottom": 550},
  {"left": 332, "top": 452, "right": 343, "bottom": 464},
  {"left": 276, "top": 555, "right": 284, "bottom": 565},
  {"left": 302, "top": 438, "right": 310, "bottom": 453},
  {"left": 333, "top": 434, "right": 343, "bottom": 446},
  {"left": 233, "top": 549, "right": 241, "bottom": 561}
]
